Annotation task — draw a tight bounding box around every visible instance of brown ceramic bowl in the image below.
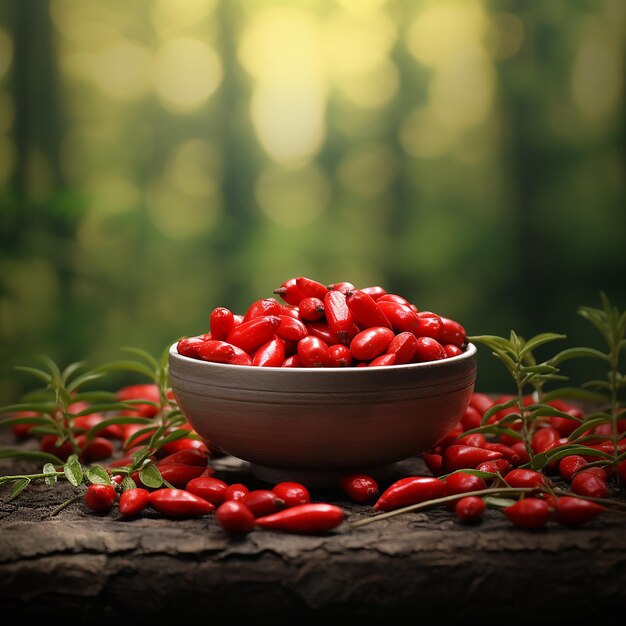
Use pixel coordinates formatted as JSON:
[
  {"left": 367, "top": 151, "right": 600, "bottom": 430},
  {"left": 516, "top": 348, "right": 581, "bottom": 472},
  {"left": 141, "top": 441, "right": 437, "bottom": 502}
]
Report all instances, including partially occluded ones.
[{"left": 168, "top": 342, "right": 477, "bottom": 486}]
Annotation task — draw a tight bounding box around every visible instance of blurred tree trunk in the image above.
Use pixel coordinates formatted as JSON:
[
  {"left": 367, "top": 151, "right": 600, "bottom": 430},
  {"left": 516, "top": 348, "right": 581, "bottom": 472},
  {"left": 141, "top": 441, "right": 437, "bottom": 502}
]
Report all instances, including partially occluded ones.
[{"left": 13, "top": 0, "right": 63, "bottom": 201}]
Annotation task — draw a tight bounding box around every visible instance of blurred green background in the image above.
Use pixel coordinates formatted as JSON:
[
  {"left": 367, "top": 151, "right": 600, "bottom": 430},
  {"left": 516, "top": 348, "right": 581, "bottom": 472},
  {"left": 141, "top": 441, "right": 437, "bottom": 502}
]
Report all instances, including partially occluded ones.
[{"left": 0, "top": 0, "right": 624, "bottom": 400}]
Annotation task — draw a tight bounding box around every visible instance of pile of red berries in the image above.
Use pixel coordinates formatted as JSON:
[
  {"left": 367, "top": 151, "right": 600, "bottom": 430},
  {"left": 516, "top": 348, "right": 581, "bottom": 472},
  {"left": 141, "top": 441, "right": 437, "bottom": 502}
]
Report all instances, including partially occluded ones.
[{"left": 177, "top": 276, "right": 468, "bottom": 367}]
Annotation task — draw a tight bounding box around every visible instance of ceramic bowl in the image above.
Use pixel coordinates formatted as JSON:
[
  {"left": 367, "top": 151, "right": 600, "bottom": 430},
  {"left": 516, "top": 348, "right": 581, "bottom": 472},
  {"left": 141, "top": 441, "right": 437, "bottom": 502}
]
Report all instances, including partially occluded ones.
[{"left": 168, "top": 342, "right": 477, "bottom": 486}]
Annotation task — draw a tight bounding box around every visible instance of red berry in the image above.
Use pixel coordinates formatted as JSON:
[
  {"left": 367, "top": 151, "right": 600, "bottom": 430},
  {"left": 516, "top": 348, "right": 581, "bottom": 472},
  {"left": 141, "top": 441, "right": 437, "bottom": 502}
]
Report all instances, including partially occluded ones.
[
  {"left": 215, "top": 500, "right": 256, "bottom": 534},
  {"left": 85, "top": 483, "right": 117, "bottom": 513},
  {"left": 455, "top": 496, "right": 486, "bottom": 523},
  {"left": 504, "top": 498, "right": 550, "bottom": 529}
]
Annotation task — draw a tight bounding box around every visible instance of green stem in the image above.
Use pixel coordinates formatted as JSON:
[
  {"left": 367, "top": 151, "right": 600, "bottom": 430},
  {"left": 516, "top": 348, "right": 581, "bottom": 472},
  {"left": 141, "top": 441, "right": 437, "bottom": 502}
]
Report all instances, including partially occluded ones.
[
  {"left": 350, "top": 487, "right": 537, "bottom": 527},
  {"left": 517, "top": 380, "right": 533, "bottom": 463},
  {"left": 48, "top": 492, "right": 82, "bottom": 517},
  {"left": 0, "top": 470, "right": 65, "bottom": 484},
  {"left": 552, "top": 487, "right": 626, "bottom": 510}
]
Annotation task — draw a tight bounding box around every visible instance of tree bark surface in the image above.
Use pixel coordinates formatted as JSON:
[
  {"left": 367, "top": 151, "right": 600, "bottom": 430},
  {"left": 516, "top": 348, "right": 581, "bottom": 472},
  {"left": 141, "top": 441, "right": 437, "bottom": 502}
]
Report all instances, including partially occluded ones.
[{"left": 1, "top": 436, "right": 624, "bottom": 626}]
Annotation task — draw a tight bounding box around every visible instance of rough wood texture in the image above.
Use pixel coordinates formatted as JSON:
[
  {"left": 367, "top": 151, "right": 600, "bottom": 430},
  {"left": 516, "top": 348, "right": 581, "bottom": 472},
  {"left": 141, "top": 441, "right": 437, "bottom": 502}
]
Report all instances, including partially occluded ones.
[{"left": 1, "top": 437, "right": 625, "bottom": 625}]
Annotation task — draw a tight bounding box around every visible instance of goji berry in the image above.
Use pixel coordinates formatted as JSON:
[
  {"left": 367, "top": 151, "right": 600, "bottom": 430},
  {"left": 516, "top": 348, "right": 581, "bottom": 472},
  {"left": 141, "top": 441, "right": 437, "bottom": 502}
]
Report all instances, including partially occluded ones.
[
  {"left": 349, "top": 326, "right": 395, "bottom": 361},
  {"left": 215, "top": 500, "right": 256, "bottom": 534},
  {"left": 386, "top": 331, "right": 418, "bottom": 364},
  {"left": 197, "top": 340, "right": 236, "bottom": 363},
  {"left": 85, "top": 483, "right": 117, "bottom": 513},
  {"left": 252, "top": 337, "right": 286, "bottom": 367},
  {"left": 571, "top": 470, "right": 607, "bottom": 498},
  {"left": 273, "top": 278, "right": 306, "bottom": 305},
  {"left": 327, "top": 344, "right": 353, "bottom": 367},
  {"left": 504, "top": 468, "right": 546, "bottom": 490},
  {"left": 438, "top": 317, "right": 466, "bottom": 347},
  {"left": 443, "top": 472, "right": 487, "bottom": 509},
  {"left": 554, "top": 496, "right": 604, "bottom": 526},
  {"left": 226, "top": 315, "right": 281, "bottom": 353},
  {"left": 242, "top": 297, "right": 282, "bottom": 323},
  {"left": 297, "top": 336, "right": 330, "bottom": 367},
  {"left": 225, "top": 483, "right": 250, "bottom": 501},
  {"left": 504, "top": 498, "right": 550, "bottom": 529},
  {"left": 455, "top": 496, "right": 485, "bottom": 523},
  {"left": 255, "top": 503, "right": 345, "bottom": 534},
  {"left": 442, "top": 445, "right": 504, "bottom": 472},
  {"left": 272, "top": 481, "right": 310, "bottom": 507},
  {"left": 324, "top": 290, "right": 354, "bottom": 344},
  {"left": 298, "top": 296, "right": 325, "bottom": 322},
  {"left": 186, "top": 476, "right": 229, "bottom": 505},
  {"left": 338, "top": 473, "right": 379, "bottom": 503},
  {"left": 149, "top": 488, "right": 214, "bottom": 517},
  {"left": 119, "top": 488, "right": 150, "bottom": 517},
  {"left": 374, "top": 476, "right": 444, "bottom": 511},
  {"left": 209, "top": 307, "right": 235, "bottom": 340},
  {"left": 296, "top": 276, "right": 328, "bottom": 300},
  {"left": 242, "top": 489, "right": 285, "bottom": 517},
  {"left": 345, "top": 290, "right": 392, "bottom": 331},
  {"left": 559, "top": 455, "right": 588, "bottom": 481},
  {"left": 412, "top": 337, "right": 446, "bottom": 362}
]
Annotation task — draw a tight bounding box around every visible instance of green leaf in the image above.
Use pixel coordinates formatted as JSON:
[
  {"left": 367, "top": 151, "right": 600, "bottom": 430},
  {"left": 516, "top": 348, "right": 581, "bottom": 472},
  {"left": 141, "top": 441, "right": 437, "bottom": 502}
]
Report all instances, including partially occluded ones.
[
  {"left": 122, "top": 475, "right": 137, "bottom": 491},
  {"left": 520, "top": 364, "right": 558, "bottom": 375},
  {"left": 71, "top": 402, "right": 136, "bottom": 416},
  {"left": 0, "top": 401, "right": 57, "bottom": 415},
  {"left": 541, "top": 387, "right": 609, "bottom": 405},
  {"left": 95, "top": 360, "right": 156, "bottom": 380},
  {"left": 567, "top": 415, "right": 611, "bottom": 441},
  {"left": 138, "top": 463, "right": 163, "bottom": 488},
  {"left": 578, "top": 305, "right": 608, "bottom": 336},
  {"left": 121, "top": 346, "right": 159, "bottom": 370},
  {"left": 525, "top": 404, "right": 584, "bottom": 422},
  {"left": 531, "top": 445, "right": 613, "bottom": 470},
  {"left": 43, "top": 463, "right": 58, "bottom": 486},
  {"left": 38, "top": 354, "right": 62, "bottom": 379},
  {"left": 14, "top": 365, "right": 52, "bottom": 384},
  {"left": 71, "top": 391, "right": 118, "bottom": 403},
  {"left": 66, "top": 372, "right": 106, "bottom": 394},
  {"left": 0, "top": 415, "right": 55, "bottom": 428},
  {"left": 85, "top": 465, "right": 112, "bottom": 485},
  {"left": 484, "top": 496, "right": 516, "bottom": 508},
  {"left": 9, "top": 478, "right": 31, "bottom": 500},
  {"left": 63, "top": 455, "right": 84, "bottom": 486},
  {"left": 132, "top": 447, "right": 151, "bottom": 467},
  {"left": 438, "top": 468, "right": 497, "bottom": 481},
  {"left": 0, "top": 449, "right": 65, "bottom": 465},
  {"left": 61, "top": 361, "right": 86, "bottom": 385},
  {"left": 582, "top": 379, "right": 612, "bottom": 391},
  {"left": 481, "top": 398, "right": 518, "bottom": 426},
  {"left": 519, "top": 333, "right": 566, "bottom": 357},
  {"left": 85, "top": 415, "right": 154, "bottom": 439},
  {"left": 550, "top": 347, "right": 608, "bottom": 365},
  {"left": 468, "top": 335, "right": 514, "bottom": 352},
  {"left": 152, "top": 428, "right": 190, "bottom": 451},
  {"left": 124, "top": 426, "right": 158, "bottom": 451},
  {"left": 167, "top": 414, "right": 186, "bottom": 428}
]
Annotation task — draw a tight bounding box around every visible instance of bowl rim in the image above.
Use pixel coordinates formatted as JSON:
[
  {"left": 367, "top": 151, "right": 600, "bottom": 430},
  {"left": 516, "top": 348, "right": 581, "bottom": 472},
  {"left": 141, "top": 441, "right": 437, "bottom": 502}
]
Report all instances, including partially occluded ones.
[{"left": 168, "top": 340, "right": 477, "bottom": 373}]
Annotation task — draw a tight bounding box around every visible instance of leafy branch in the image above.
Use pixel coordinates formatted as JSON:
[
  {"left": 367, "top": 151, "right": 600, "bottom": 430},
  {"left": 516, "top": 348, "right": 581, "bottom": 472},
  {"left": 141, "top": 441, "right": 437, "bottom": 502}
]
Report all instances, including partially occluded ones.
[
  {"left": 467, "top": 331, "right": 568, "bottom": 465},
  {"left": 549, "top": 292, "right": 626, "bottom": 468},
  {"left": 0, "top": 344, "right": 189, "bottom": 502}
]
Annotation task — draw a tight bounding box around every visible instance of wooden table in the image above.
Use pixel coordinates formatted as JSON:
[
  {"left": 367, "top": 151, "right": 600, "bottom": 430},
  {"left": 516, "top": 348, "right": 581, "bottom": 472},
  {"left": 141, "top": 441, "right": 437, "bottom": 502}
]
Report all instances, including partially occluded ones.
[{"left": 1, "top": 436, "right": 624, "bottom": 626}]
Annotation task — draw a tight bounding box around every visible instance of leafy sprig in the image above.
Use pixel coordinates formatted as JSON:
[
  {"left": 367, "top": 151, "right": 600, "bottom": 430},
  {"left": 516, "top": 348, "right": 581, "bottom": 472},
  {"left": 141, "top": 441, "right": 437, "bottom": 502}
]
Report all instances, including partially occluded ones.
[
  {"left": 0, "top": 344, "right": 188, "bottom": 504},
  {"left": 466, "top": 330, "right": 569, "bottom": 466},
  {"left": 549, "top": 292, "right": 626, "bottom": 468}
]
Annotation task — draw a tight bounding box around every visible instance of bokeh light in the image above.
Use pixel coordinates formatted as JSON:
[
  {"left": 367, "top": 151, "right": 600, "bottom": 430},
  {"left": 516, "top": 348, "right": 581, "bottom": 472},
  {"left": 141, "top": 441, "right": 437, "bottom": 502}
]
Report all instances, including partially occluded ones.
[
  {"left": 0, "top": 0, "right": 624, "bottom": 401},
  {"left": 153, "top": 38, "right": 222, "bottom": 112}
]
